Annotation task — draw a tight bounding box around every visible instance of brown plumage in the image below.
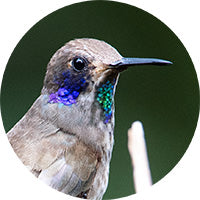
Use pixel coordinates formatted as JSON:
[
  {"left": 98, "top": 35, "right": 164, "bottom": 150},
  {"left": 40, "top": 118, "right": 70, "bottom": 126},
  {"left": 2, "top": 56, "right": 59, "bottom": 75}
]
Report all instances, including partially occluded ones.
[
  {"left": 7, "top": 38, "right": 172, "bottom": 199},
  {"left": 8, "top": 38, "right": 121, "bottom": 199}
]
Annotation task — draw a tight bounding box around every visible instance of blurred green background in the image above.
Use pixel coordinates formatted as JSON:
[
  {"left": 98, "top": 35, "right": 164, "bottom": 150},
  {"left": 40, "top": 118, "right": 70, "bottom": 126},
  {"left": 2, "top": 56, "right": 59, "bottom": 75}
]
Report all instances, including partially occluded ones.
[{"left": 0, "top": 1, "right": 199, "bottom": 199}]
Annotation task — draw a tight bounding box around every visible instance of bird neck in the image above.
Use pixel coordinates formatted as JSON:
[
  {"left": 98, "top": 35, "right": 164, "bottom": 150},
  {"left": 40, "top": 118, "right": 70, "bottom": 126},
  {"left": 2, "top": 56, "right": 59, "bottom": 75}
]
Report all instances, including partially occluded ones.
[{"left": 39, "top": 74, "right": 119, "bottom": 154}]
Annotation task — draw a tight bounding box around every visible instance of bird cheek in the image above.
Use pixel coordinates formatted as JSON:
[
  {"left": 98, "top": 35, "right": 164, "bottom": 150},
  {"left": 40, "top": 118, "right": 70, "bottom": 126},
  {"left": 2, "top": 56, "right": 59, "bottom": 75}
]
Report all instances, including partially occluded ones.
[{"left": 92, "top": 63, "right": 108, "bottom": 77}]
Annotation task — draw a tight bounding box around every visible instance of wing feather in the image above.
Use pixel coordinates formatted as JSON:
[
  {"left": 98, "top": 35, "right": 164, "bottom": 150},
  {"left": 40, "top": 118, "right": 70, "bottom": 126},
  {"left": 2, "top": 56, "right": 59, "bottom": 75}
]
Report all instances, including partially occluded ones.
[{"left": 36, "top": 133, "right": 100, "bottom": 196}]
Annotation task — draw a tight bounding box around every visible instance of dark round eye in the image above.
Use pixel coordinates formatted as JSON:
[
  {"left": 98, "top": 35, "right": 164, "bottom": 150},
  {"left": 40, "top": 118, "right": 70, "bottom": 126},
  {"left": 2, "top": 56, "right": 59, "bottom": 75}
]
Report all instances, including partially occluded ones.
[{"left": 72, "top": 57, "right": 87, "bottom": 71}]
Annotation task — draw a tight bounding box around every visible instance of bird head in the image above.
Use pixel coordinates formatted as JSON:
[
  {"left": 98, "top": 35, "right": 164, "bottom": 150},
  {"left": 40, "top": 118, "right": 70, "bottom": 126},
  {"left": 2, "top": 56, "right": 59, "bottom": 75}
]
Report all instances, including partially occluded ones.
[{"left": 42, "top": 38, "right": 172, "bottom": 126}]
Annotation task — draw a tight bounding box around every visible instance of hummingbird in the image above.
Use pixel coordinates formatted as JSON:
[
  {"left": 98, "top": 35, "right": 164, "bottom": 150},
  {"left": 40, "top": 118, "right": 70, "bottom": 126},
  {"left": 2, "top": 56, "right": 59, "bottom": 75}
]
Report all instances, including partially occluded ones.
[{"left": 7, "top": 38, "right": 172, "bottom": 199}]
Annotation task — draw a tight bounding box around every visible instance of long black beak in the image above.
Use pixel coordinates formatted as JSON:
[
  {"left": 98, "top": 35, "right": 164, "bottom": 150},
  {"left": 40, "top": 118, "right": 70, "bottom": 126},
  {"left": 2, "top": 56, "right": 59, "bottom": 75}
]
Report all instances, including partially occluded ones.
[{"left": 109, "top": 57, "right": 172, "bottom": 68}]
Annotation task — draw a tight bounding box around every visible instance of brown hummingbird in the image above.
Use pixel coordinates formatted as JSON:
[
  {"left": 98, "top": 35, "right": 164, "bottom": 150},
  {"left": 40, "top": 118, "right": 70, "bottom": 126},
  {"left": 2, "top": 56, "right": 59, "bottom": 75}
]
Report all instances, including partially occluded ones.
[{"left": 7, "top": 38, "right": 172, "bottom": 199}]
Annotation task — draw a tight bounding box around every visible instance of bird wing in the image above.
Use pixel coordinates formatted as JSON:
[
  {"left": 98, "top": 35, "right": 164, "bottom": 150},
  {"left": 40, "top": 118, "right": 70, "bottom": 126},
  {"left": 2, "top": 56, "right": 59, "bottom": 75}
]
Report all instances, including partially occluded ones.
[
  {"left": 28, "top": 130, "right": 100, "bottom": 197},
  {"left": 38, "top": 143, "right": 98, "bottom": 196}
]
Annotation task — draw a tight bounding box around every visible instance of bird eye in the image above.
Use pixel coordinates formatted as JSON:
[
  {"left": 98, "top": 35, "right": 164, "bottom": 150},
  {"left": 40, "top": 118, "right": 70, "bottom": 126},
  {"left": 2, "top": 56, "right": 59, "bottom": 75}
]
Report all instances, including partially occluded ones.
[{"left": 72, "top": 57, "right": 87, "bottom": 71}]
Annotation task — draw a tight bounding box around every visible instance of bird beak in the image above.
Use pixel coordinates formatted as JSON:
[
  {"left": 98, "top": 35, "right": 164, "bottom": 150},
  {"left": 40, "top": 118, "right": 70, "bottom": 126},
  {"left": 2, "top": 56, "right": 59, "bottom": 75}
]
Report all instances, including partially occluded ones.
[{"left": 109, "top": 57, "right": 172, "bottom": 70}]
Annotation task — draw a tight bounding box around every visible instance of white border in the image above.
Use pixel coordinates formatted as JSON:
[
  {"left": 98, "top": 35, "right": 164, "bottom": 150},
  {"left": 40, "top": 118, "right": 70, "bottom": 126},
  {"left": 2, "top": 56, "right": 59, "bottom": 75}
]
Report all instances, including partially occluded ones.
[{"left": 0, "top": 1, "right": 199, "bottom": 200}]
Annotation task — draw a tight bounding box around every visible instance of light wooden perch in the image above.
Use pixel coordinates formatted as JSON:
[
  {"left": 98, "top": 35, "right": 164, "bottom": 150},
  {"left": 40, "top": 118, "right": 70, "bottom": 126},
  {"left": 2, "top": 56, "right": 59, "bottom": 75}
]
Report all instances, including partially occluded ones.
[{"left": 128, "top": 121, "right": 152, "bottom": 193}]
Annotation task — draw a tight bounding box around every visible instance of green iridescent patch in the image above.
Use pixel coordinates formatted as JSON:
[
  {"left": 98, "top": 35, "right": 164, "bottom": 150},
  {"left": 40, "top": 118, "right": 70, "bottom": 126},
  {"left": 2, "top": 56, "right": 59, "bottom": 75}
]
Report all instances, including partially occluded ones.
[{"left": 97, "top": 80, "right": 115, "bottom": 124}]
